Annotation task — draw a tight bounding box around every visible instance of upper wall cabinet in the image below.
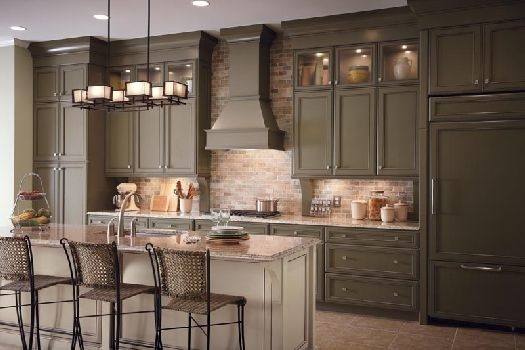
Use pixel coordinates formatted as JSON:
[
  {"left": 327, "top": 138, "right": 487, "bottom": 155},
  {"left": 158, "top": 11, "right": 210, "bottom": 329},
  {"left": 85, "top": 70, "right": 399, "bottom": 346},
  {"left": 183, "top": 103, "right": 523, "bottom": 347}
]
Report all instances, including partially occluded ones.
[
  {"left": 379, "top": 40, "right": 419, "bottom": 84},
  {"left": 295, "top": 49, "right": 332, "bottom": 89},
  {"left": 35, "top": 66, "right": 59, "bottom": 102},
  {"left": 35, "top": 64, "right": 98, "bottom": 103},
  {"left": 429, "top": 20, "right": 525, "bottom": 95},
  {"left": 336, "top": 44, "right": 376, "bottom": 88},
  {"left": 166, "top": 61, "right": 194, "bottom": 96}
]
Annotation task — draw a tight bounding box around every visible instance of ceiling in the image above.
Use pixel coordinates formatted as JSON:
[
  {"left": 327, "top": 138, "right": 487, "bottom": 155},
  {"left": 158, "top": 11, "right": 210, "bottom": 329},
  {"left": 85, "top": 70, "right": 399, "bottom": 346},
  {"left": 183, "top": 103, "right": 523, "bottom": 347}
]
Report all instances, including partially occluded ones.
[{"left": 0, "top": 0, "right": 406, "bottom": 45}]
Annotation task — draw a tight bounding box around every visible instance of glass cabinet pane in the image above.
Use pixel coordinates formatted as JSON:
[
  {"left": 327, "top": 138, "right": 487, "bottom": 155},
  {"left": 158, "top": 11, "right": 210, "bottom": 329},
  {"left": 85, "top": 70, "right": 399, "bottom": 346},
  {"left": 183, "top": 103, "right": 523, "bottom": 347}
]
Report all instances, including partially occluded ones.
[
  {"left": 381, "top": 42, "right": 418, "bottom": 82},
  {"left": 166, "top": 62, "right": 194, "bottom": 95},
  {"left": 338, "top": 46, "right": 374, "bottom": 86},
  {"left": 296, "top": 51, "right": 331, "bottom": 87},
  {"left": 109, "top": 67, "right": 133, "bottom": 90},
  {"left": 136, "top": 64, "right": 164, "bottom": 85}
]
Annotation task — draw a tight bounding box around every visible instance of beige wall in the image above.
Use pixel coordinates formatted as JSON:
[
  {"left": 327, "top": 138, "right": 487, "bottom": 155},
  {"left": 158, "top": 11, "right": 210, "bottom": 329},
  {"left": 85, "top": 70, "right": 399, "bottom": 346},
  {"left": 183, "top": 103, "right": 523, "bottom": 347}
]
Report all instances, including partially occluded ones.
[{"left": 0, "top": 42, "right": 33, "bottom": 226}]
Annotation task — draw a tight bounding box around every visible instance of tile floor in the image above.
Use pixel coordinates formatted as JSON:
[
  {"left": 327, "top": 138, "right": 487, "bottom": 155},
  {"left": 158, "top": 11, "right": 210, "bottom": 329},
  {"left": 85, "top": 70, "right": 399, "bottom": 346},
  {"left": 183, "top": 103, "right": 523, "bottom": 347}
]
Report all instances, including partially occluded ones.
[{"left": 316, "top": 310, "right": 524, "bottom": 350}]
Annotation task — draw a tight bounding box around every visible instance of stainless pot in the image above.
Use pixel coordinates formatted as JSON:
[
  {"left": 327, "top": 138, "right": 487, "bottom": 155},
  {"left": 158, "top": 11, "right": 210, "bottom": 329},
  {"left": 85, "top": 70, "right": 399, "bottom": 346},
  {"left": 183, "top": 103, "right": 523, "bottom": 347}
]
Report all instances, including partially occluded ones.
[{"left": 255, "top": 199, "right": 279, "bottom": 212}]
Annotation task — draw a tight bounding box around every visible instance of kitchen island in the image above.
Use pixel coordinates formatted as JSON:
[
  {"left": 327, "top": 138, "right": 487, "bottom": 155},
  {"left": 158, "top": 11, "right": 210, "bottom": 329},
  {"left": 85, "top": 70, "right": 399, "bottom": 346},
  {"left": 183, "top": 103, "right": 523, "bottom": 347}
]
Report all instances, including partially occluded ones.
[{"left": 0, "top": 224, "right": 319, "bottom": 350}]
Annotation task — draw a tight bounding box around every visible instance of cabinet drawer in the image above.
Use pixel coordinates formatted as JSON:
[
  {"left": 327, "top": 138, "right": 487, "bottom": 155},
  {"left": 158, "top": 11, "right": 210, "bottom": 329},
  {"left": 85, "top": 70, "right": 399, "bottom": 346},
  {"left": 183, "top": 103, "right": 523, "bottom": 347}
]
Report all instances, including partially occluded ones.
[
  {"left": 430, "top": 261, "right": 525, "bottom": 327},
  {"left": 195, "top": 219, "right": 214, "bottom": 231},
  {"left": 325, "top": 273, "right": 418, "bottom": 311},
  {"left": 87, "top": 215, "right": 148, "bottom": 229},
  {"left": 88, "top": 215, "right": 111, "bottom": 225},
  {"left": 150, "top": 218, "right": 193, "bottom": 230},
  {"left": 270, "top": 224, "right": 323, "bottom": 240},
  {"left": 124, "top": 217, "right": 148, "bottom": 229},
  {"left": 326, "top": 227, "right": 418, "bottom": 248},
  {"left": 326, "top": 244, "right": 418, "bottom": 280},
  {"left": 235, "top": 222, "right": 268, "bottom": 235}
]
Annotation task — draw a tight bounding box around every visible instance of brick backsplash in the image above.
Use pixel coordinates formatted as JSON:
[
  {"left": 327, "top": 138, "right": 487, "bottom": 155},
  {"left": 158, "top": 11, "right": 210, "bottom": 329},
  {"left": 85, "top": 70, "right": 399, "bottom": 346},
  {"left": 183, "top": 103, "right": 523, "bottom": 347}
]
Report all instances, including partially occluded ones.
[{"left": 129, "top": 35, "right": 415, "bottom": 216}]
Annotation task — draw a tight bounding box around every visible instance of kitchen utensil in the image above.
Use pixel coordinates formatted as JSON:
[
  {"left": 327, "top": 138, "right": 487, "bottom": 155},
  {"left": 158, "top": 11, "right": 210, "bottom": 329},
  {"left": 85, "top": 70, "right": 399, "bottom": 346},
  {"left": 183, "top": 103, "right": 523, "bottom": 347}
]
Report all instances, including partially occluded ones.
[
  {"left": 394, "top": 201, "right": 409, "bottom": 222},
  {"left": 211, "top": 208, "right": 222, "bottom": 226},
  {"left": 256, "top": 199, "right": 279, "bottom": 212},
  {"left": 348, "top": 65, "right": 370, "bottom": 83},
  {"left": 150, "top": 195, "right": 169, "bottom": 212},
  {"left": 381, "top": 204, "right": 395, "bottom": 223},
  {"left": 351, "top": 200, "right": 367, "bottom": 220},
  {"left": 368, "top": 191, "right": 388, "bottom": 221}
]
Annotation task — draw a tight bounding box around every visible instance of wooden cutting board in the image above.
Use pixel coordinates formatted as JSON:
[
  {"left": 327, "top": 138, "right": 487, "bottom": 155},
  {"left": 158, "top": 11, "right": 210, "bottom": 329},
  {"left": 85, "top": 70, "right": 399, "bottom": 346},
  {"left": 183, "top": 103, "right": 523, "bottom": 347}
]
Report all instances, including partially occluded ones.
[{"left": 149, "top": 195, "right": 169, "bottom": 212}]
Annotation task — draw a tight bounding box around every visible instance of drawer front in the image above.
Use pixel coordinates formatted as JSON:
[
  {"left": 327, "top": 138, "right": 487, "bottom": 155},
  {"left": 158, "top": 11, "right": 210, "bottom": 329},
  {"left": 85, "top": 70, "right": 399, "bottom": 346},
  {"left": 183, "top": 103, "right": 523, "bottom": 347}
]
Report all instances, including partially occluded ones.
[
  {"left": 195, "top": 219, "right": 214, "bottom": 231},
  {"left": 325, "top": 273, "right": 418, "bottom": 311},
  {"left": 270, "top": 224, "right": 323, "bottom": 240},
  {"left": 87, "top": 215, "right": 111, "bottom": 225},
  {"left": 326, "top": 227, "right": 418, "bottom": 248},
  {"left": 150, "top": 218, "right": 193, "bottom": 230},
  {"left": 235, "top": 222, "right": 268, "bottom": 235},
  {"left": 124, "top": 217, "right": 148, "bottom": 229},
  {"left": 326, "top": 244, "right": 418, "bottom": 280},
  {"left": 430, "top": 260, "right": 525, "bottom": 327}
]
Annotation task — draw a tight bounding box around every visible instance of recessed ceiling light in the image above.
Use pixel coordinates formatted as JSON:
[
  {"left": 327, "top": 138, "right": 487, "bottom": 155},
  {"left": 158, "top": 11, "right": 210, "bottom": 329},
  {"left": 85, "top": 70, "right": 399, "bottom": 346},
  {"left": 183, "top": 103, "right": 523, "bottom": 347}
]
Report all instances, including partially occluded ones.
[
  {"left": 192, "top": 0, "right": 210, "bottom": 7},
  {"left": 401, "top": 44, "right": 408, "bottom": 50},
  {"left": 315, "top": 52, "right": 324, "bottom": 57},
  {"left": 185, "top": 64, "right": 191, "bottom": 67},
  {"left": 93, "top": 14, "right": 109, "bottom": 20},
  {"left": 124, "top": 69, "right": 131, "bottom": 73},
  {"left": 10, "top": 26, "right": 27, "bottom": 31},
  {"left": 154, "top": 67, "right": 161, "bottom": 71}
]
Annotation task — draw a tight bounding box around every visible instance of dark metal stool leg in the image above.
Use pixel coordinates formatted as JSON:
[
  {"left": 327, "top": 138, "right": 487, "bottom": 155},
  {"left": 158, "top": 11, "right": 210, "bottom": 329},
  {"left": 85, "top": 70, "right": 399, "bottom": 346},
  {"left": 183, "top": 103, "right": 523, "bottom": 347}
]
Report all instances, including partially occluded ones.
[
  {"left": 15, "top": 291, "right": 28, "bottom": 350},
  {"left": 115, "top": 300, "right": 121, "bottom": 350},
  {"left": 206, "top": 312, "right": 211, "bottom": 350},
  {"left": 187, "top": 312, "right": 192, "bottom": 350},
  {"left": 241, "top": 304, "right": 246, "bottom": 350},
  {"left": 35, "top": 291, "right": 42, "bottom": 350},
  {"left": 237, "top": 304, "right": 242, "bottom": 350},
  {"left": 27, "top": 291, "right": 36, "bottom": 350}
]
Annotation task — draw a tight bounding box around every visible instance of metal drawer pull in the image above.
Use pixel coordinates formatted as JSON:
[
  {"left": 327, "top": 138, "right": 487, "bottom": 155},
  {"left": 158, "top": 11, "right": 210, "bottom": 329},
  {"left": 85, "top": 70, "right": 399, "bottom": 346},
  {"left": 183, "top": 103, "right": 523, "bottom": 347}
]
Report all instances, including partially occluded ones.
[
  {"left": 293, "top": 231, "right": 298, "bottom": 236},
  {"left": 93, "top": 221, "right": 103, "bottom": 224},
  {"left": 393, "top": 259, "right": 398, "bottom": 264},
  {"left": 431, "top": 178, "right": 437, "bottom": 215},
  {"left": 341, "top": 287, "right": 351, "bottom": 292},
  {"left": 127, "top": 165, "right": 131, "bottom": 169},
  {"left": 460, "top": 264, "right": 502, "bottom": 272},
  {"left": 474, "top": 79, "right": 479, "bottom": 85},
  {"left": 393, "top": 292, "right": 399, "bottom": 297}
]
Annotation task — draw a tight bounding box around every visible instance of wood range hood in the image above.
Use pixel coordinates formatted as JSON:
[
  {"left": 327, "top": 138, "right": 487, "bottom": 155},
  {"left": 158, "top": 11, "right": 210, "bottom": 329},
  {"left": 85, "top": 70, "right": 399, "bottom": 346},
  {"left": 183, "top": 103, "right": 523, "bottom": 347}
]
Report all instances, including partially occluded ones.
[{"left": 205, "top": 24, "right": 285, "bottom": 150}]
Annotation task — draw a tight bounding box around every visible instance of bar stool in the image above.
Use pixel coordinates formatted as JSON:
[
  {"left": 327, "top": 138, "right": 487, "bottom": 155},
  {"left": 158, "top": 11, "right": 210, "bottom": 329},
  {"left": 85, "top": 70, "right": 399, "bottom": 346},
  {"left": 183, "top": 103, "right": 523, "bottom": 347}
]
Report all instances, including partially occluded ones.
[
  {"left": 0, "top": 236, "right": 71, "bottom": 350},
  {"left": 60, "top": 239, "right": 155, "bottom": 350},
  {"left": 146, "top": 244, "right": 246, "bottom": 350}
]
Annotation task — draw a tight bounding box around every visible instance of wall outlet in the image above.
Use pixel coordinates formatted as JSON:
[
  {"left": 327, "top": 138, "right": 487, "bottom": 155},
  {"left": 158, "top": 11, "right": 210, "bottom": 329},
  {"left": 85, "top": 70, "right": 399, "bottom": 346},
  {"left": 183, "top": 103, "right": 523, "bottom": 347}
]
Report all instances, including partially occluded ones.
[{"left": 333, "top": 195, "right": 342, "bottom": 207}]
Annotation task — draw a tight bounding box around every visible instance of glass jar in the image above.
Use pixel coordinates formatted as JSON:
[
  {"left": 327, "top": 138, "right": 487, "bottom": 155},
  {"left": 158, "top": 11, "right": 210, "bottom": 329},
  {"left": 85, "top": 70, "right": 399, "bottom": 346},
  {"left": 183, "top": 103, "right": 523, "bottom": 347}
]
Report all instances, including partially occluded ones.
[{"left": 368, "top": 191, "right": 388, "bottom": 221}]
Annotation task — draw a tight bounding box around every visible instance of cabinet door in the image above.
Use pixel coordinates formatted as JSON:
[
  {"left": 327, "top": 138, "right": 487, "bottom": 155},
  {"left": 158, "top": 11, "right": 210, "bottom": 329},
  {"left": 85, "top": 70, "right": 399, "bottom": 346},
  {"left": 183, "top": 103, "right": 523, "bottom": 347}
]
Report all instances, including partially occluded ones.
[
  {"left": 59, "top": 64, "right": 86, "bottom": 102},
  {"left": 33, "top": 164, "right": 59, "bottom": 224},
  {"left": 377, "top": 86, "right": 418, "bottom": 176},
  {"left": 429, "top": 25, "right": 482, "bottom": 94},
  {"left": 336, "top": 44, "right": 376, "bottom": 87},
  {"left": 333, "top": 88, "right": 375, "bottom": 176},
  {"left": 106, "top": 111, "right": 134, "bottom": 175},
  {"left": 135, "top": 108, "right": 164, "bottom": 174},
  {"left": 165, "top": 99, "right": 196, "bottom": 175},
  {"left": 430, "top": 121, "right": 525, "bottom": 266},
  {"left": 59, "top": 165, "right": 86, "bottom": 225},
  {"left": 293, "top": 91, "right": 332, "bottom": 176},
  {"left": 34, "top": 66, "right": 59, "bottom": 102},
  {"left": 59, "top": 104, "right": 86, "bottom": 162},
  {"left": 34, "top": 103, "right": 59, "bottom": 161},
  {"left": 483, "top": 20, "right": 525, "bottom": 92},
  {"left": 295, "top": 49, "right": 332, "bottom": 90}
]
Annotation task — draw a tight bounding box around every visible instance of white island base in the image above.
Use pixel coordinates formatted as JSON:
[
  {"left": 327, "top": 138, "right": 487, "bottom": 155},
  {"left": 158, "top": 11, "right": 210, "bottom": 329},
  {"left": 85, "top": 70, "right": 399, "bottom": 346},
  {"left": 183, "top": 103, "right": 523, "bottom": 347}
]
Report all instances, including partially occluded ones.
[{"left": 0, "top": 226, "right": 317, "bottom": 350}]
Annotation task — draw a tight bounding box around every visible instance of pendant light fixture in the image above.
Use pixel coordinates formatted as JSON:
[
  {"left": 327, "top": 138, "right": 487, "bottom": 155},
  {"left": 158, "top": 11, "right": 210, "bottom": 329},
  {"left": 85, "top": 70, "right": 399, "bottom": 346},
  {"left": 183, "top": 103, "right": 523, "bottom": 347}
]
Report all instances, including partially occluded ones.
[{"left": 72, "top": 0, "right": 188, "bottom": 112}]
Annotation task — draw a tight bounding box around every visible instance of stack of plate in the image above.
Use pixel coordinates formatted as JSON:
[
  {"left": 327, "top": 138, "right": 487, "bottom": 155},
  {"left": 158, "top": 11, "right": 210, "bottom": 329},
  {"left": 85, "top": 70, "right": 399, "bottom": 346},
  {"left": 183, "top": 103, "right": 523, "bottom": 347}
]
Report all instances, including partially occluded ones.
[{"left": 207, "top": 226, "right": 248, "bottom": 243}]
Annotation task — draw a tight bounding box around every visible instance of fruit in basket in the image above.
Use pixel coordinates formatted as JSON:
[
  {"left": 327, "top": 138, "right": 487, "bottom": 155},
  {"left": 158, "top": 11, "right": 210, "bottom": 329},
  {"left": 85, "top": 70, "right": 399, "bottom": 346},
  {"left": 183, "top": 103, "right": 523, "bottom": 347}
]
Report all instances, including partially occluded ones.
[
  {"left": 37, "top": 208, "right": 52, "bottom": 218},
  {"left": 17, "top": 209, "right": 36, "bottom": 221},
  {"left": 34, "top": 216, "right": 50, "bottom": 225},
  {"left": 18, "top": 191, "right": 45, "bottom": 200}
]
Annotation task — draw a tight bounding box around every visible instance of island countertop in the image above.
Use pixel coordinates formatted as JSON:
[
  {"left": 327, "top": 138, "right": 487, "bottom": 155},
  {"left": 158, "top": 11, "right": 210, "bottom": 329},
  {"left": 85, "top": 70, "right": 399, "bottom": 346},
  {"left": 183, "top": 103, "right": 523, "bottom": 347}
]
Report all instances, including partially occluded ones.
[
  {"left": 1, "top": 224, "right": 319, "bottom": 262},
  {"left": 88, "top": 210, "right": 420, "bottom": 231}
]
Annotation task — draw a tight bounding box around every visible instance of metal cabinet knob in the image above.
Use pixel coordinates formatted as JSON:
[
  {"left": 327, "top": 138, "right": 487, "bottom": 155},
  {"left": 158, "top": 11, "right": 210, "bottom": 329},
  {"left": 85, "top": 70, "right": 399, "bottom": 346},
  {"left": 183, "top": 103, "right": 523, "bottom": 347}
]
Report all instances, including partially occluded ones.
[
  {"left": 341, "top": 256, "right": 347, "bottom": 261},
  {"left": 328, "top": 80, "right": 332, "bottom": 85},
  {"left": 164, "top": 165, "right": 168, "bottom": 169},
  {"left": 334, "top": 165, "right": 339, "bottom": 170},
  {"left": 378, "top": 77, "right": 382, "bottom": 82},
  {"left": 158, "top": 165, "right": 162, "bottom": 169},
  {"left": 53, "top": 92, "right": 57, "bottom": 96},
  {"left": 334, "top": 80, "right": 339, "bottom": 85},
  {"left": 127, "top": 165, "right": 131, "bottom": 169},
  {"left": 474, "top": 79, "right": 479, "bottom": 85},
  {"left": 58, "top": 153, "right": 63, "bottom": 156},
  {"left": 342, "top": 287, "right": 349, "bottom": 292},
  {"left": 293, "top": 231, "right": 298, "bottom": 236},
  {"left": 53, "top": 152, "right": 58, "bottom": 157},
  {"left": 341, "top": 234, "right": 347, "bottom": 238},
  {"left": 378, "top": 165, "right": 383, "bottom": 170},
  {"left": 484, "top": 78, "right": 490, "bottom": 84},
  {"left": 326, "top": 165, "right": 331, "bottom": 170},
  {"left": 393, "top": 292, "right": 399, "bottom": 297},
  {"left": 393, "top": 259, "right": 398, "bottom": 264},
  {"left": 52, "top": 167, "right": 57, "bottom": 171}
]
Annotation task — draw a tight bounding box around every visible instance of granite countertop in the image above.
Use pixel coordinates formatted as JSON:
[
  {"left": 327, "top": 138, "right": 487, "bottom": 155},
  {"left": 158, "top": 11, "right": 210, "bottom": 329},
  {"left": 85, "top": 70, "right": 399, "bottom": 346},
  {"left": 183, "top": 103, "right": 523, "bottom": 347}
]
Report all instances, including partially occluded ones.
[
  {"left": 0, "top": 224, "right": 319, "bottom": 262},
  {"left": 88, "top": 210, "right": 420, "bottom": 231}
]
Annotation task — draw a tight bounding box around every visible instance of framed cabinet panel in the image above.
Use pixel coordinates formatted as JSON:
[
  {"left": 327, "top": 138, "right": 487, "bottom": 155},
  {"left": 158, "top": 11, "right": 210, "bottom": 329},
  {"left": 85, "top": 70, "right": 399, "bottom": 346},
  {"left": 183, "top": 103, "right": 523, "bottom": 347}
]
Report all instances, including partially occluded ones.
[
  {"left": 135, "top": 107, "right": 164, "bottom": 174},
  {"left": 377, "top": 86, "right": 418, "bottom": 176},
  {"left": 59, "top": 64, "right": 86, "bottom": 102},
  {"left": 34, "top": 66, "right": 59, "bottom": 102},
  {"left": 165, "top": 61, "right": 195, "bottom": 96},
  {"left": 483, "top": 20, "right": 525, "bottom": 92},
  {"left": 293, "top": 90, "right": 333, "bottom": 176},
  {"left": 333, "top": 88, "right": 376, "bottom": 176},
  {"left": 106, "top": 111, "right": 134, "bottom": 175},
  {"left": 430, "top": 121, "right": 525, "bottom": 266},
  {"left": 34, "top": 103, "right": 60, "bottom": 162},
  {"left": 165, "top": 99, "right": 196, "bottom": 175},
  {"left": 336, "top": 44, "right": 376, "bottom": 88},
  {"left": 59, "top": 165, "right": 86, "bottom": 225},
  {"left": 109, "top": 66, "right": 134, "bottom": 91},
  {"left": 379, "top": 40, "right": 418, "bottom": 84},
  {"left": 429, "top": 25, "right": 482, "bottom": 95},
  {"left": 295, "top": 49, "right": 332, "bottom": 90},
  {"left": 33, "top": 164, "right": 59, "bottom": 224},
  {"left": 59, "top": 104, "right": 86, "bottom": 162}
]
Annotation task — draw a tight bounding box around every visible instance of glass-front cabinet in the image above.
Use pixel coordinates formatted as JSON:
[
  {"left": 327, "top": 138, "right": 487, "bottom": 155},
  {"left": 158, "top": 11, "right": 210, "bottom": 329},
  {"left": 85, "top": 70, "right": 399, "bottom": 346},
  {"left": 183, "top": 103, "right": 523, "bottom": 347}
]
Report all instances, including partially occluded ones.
[
  {"left": 336, "top": 45, "right": 375, "bottom": 87},
  {"left": 379, "top": 41, "right": 419, "bottom": 83},
  {"left": 166, "top": 61, "right": 194, "bottom": 96},
  {"left": 136, "top": 64, "right": 164, "bottom": 85},
  {"left": 109, "top": 66, "right": 133, "bottom": 90},
  {"left": 295, "top": 50, "right": 332, "bottom": 88}
]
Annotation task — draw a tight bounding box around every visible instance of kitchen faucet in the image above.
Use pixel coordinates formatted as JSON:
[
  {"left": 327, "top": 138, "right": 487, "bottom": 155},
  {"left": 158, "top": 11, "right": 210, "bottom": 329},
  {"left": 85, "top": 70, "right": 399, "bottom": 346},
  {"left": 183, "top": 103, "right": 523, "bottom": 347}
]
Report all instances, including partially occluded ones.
[{"left": 117, "top": 192, "right": 136, "bottom": 237}]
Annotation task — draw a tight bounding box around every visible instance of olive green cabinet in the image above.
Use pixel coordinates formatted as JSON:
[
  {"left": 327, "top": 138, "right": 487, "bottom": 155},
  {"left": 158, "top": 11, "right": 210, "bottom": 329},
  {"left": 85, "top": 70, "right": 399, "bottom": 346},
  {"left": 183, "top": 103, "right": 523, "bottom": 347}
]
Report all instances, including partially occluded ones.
[
  {"left": 58, "top": 64, "right": 88, "bottom": 102},
  {"left": 377, "top": 86, "right": 418, "bottom": 176},
  {"left": 165, "top": 99, "right": 196, "bottom": 175},
  {"left": 33, "top": 164, "right": 59, "bottom": 224},
  {"left": 34, "top": 103, "right": 86, "bottom": 162},
  {"left": 34, "top": 66, "right": 59, "bottom": 102},
  {"left": 35, "top": 64, "right": 89, "bottom": 102},
  {"left": 430, "top": 120, "right": 525, "bottom": 266},
  {"left": 149, "top": 218, "right": 193, "bottom": 230},
  {"left": 333, "top": 88, "right": 376, "bottom": 176},
  {"left": 135, "top": 108, "right": 165, "bottom": 175},
  {"left": 106, "top": 111, "right": 134, "bottom": 175},
  {"left": 430, "top": 20, "right": 525, "bottom": 95},
  {"left": 293, "top": 90, "right": 333, "bottom": 176}
]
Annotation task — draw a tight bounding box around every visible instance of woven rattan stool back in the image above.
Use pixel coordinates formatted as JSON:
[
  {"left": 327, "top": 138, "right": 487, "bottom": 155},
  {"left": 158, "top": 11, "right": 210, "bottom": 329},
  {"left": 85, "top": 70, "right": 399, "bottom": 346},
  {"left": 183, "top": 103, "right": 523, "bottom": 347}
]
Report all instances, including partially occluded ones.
[
  {"left": 69, "top": 242, "right": 117, "bottom": 287},
  {"left": 0, "top": 236, "right": 30, "bottom": 281},
  {"left": 156, "top": 249, "right": 207, "bottom": 300}
]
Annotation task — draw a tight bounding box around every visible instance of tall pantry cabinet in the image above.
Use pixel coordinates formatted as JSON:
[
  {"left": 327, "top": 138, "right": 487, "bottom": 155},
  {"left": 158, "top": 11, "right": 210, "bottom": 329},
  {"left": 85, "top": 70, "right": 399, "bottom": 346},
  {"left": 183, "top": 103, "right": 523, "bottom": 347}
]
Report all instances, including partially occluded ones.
[{"left": 29, "top": 37, "right": 113, "bottom": 225}]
